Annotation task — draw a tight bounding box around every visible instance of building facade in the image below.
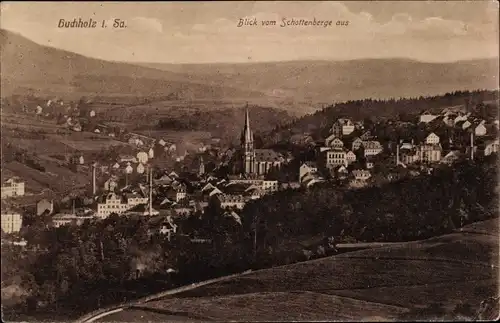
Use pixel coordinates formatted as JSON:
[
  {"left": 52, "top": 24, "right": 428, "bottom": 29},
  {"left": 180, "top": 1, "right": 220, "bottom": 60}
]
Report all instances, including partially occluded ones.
[
  {"left": 1, "top": 211, "right": 23, "bottom": 233},
  {"left": 1, "top": 178, "right": 25, "bottom": 199}
]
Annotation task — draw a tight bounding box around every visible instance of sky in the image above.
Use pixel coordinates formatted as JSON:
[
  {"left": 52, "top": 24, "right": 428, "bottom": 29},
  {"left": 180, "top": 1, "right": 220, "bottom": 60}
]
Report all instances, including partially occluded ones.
[{"left": 1, "top": 1, "right": 498, "bottom": 64}]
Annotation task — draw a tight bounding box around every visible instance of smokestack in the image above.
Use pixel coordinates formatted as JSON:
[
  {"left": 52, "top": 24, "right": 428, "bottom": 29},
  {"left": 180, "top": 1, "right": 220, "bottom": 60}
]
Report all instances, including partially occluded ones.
[
  {"left": 92, "top": 163, "right": 97, "bottom": 195},
  {"left": 149, "top": 167, "right": 153, "bottom": 216},
  {"left": 470, "top": 131, "right": 474, "bottom": 161},
  {"left": 396, "top": 142, "right": 400, "bottom": 166}
]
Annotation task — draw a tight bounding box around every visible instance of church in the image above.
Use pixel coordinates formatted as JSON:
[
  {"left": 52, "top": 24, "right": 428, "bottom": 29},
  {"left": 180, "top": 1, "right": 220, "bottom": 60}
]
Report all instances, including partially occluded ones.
[{"left": 239, "top": 106, "right": 283, "bottom": 176}]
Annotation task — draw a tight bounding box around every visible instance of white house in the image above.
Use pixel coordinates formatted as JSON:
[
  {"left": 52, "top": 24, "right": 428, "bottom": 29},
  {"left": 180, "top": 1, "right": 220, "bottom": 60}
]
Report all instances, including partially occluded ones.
[
  {"left": 136, "top": 163, "right": 145, "bottom": 174},
  {"left": 352, "top": 169, "right": 371, "bottom": 181},
  {"left": 217, "top": 194, "right": 246, "bottom": 210},
  {"left": 1, "top": 178, "right": 25, "bottom": 199},
  {"left": 425, "top": 132, "right": 440, "bottom": 145},
  {"left": 325, "top": 135, "right": 344, "bottom": 149},
  {"left": 474, "top": 121, "right": 487, "bottom": 137},
  {"left": 299, "top": 162, "right": 318, "bottom": 183},
  {"left": 363, "top": 141, "right": 383, "bottom": 157},
  {"left": 331, "top": 118, "right": 355, "bottom": 136},
  {"left": 325, "top": 150, "right": 347, "bottom": 168},
  {"left": 136, "top": 151, "right": 149, "bottom": 164},
  {"left": 104, "top": 178, "right": 118, "bottom": 191},
  {"left": 1, "top": 211, "right": 22, "bottom": 233},
  {"left": 346, "top": 151, "right": 357, "bottom": 164},
  {"left": 119, "top": 155, "right": 137, "bottom": 163},
  {"left": 484, "top": 139, "right": 499, "bottom": 156},
  {"left": 419, "top": 112, "right": 438, "bottom": 123},
  {"left": 462, "top": 120, "right": 472, "bottom": 130},
  {"left": 148, "top": 148, "right": 154, "bottom": 159}
]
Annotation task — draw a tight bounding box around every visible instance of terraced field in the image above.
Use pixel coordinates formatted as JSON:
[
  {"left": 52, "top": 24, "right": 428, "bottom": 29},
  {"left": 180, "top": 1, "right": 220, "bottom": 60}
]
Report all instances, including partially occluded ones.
[{"left": 99, "top": 219, "right": 499, "bottom": 322}]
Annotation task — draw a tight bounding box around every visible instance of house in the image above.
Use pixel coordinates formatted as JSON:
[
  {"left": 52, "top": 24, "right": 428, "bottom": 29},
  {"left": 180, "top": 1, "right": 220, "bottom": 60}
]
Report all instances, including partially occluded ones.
[
  {"left": 37, "top": 199, "right": 54, "bottom": 216},
  {"left": 118, "top": 155, "right": 137, "bottom": 163},
  {"left": 1, "top": 178, "right": 25, "bottom": 199},
  {"left": 158, "top": 139, "right": 167, "bottom": 146},
  {"left": 78, "top": 155, "right": 85, "bottom": 165},
  {"left": 440, "top": 150, "right": 462, "bottom": 165},
  {"left": 217, "top": 194, "right": 246, "bottom": 210},
  {"left": 155, "top": 174, "right": 173, "bottom": 186},
  {"left": 330, "top": 118, "right": 355, "bottom": 136},
  {"left": 136, "top": 151, "right": 149, "bottom": 164},
  {"left": 352, "top": 169, "right": 371, "bottom": 181},
  {"left": 325, "top": 135, "right": 344, "bottom": 149},
  {"left": 324, "top": 149, "right": 347, "bottom": 169},
  {"left": 483, "top": 138, "right": 499, "bottom": 156},
  {"left": 137, "top": 163, "right": 145, "bottom": 174},
  {"left": 52, "top": 213, "right": 93, "bottom": 228},
  {"left": 460, "top": 120, "right": 472, "bottom": 130},
  {"left": 159, "top": 216, "right": 178, "bottom": 240},
  {"left": 72, "top": 124, "right": 82, "bottom": 132},
  {"left": 96, "top": 193, "right": 130, "bottom": 219},
  {"left": 335, "top": 165, "right": 349, "bottom": 179},
  {"left": 261, "top": 180, "right": 279, "bottom": 192},
  {"left": 124, "top": 192, "right": 149, "bottom": 207},
  {"left": 362, "top": 141, "right": 383, "bottom": 157},
  {"left": 454, "top": 114, "right": 469, "bottom": 125},
  {"left": 419, "top": 111, "right": 438, "bottom": 123},
  {"left": 299, "top": 162, "right": 318, "bottom": 183},
  {"left": 148, "top": 148, "right": 154, "bottom": 159},
  {"left": 1, "top": 210, "right": 23, "bottom": 233},
  {"left": 474, "top": 121, "right": 487, "bottom": 137},
  {"left": 127, "top": 204, "right": 159, "bottom": 216},
  {"left": 104, "top": 177, "right": 118, "bottom": 192},
  {"left": 359, "top": 131, "right": 373, "bottom": 141},
  {"left": 400, "top": 149, "right": 419, "bottom": 165},
  {"left": 352, "top": 137, "right": 364, "bottom": 151},
  {"left": 339, "top": 118, "right": 355, "bottom": 136},
  {"left": 201, "top": 182, "right": 217, "bottom": 193},
  {"left": 425, "top": 132, "right": 440, "bottom": 145},
  {"left": 166, "top": 184, "right": 187, "bottom": 202},
  {"left": 345, "top": 151, "right": 356, "bottom": 164},
  {"left": 302, "top": 177, "right": 325, "bottom": 188},
  {"left": 418, "top": 144, "right": 442, "bottom": 163}
]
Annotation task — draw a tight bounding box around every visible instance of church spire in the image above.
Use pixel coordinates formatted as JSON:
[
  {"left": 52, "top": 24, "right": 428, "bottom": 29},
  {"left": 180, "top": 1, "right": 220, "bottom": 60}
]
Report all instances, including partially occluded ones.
[
  {"left": 241, "top": 102, "right": 253, "bottom": 145},
  {"left": 244, "top": 102, "right": 252, "bottom": 142}
]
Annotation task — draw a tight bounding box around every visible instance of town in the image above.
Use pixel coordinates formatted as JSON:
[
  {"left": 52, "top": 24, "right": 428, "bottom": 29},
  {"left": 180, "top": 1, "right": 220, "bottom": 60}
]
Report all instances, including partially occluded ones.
[{"left": 2, "top": 93, "right": 498, "bottom": 239}]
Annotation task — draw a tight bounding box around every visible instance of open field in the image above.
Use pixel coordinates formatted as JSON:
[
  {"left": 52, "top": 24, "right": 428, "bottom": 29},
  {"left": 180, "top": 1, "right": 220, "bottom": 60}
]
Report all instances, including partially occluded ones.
[
  {"left": 3, "top": 161, "right": 90, "bottom": 195},
  {"left": 133, "top": 130, "right": 212, "bottom": 143},
  {"left": 101, "top": 219, "right": 499, "bottom": 321}
]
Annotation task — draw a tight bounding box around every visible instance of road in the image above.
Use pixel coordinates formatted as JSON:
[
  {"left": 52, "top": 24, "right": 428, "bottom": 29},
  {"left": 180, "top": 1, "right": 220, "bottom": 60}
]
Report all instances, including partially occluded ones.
[{"left": 76, "top": 270, "right": 253, "bottom": 323}]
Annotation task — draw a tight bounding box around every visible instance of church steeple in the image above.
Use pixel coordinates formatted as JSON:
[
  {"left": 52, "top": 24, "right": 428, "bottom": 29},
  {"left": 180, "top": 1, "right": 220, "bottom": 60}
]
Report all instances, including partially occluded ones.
[
  {"left": 241, "top": 103, "right": 255, "bottom": 175},
  {"left": 241, "top": 103, "right": 253, "bottom": 145}
]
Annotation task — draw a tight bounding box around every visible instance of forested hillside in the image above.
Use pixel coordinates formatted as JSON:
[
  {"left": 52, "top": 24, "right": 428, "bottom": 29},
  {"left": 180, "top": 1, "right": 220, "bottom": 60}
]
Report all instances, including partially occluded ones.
[{"left": 268, "top": 90, "right": 499, "bottom": 142}]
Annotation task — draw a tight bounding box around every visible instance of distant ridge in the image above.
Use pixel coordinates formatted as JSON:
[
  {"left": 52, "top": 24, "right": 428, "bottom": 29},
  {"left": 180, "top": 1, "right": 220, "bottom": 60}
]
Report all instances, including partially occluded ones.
[
  {"left": 139, "top": 57, "right": 498, "bottom": 103},
  {"left": 1, "top": 28, "right": 498, "bottom": 114},
  {"left": 0, "top": 29, "right": 266, "bottom": 100}
]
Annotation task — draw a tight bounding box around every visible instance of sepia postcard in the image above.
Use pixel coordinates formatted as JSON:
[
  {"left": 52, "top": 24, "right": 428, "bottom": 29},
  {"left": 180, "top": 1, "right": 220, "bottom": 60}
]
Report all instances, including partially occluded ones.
[{"left": 0, "top": 1, "right": 499, "bottom": 322}]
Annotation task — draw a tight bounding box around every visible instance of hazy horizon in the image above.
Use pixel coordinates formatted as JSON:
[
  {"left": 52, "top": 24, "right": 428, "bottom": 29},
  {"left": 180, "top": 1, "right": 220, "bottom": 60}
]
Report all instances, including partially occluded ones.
[{"left": 1, "top": 1, "right": 498, "bottom": 64}]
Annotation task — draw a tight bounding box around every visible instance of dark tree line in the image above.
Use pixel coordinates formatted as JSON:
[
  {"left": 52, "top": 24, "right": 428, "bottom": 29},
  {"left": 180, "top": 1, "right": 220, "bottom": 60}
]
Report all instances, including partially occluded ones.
[{"left": 2, "top": 157, "right": 498, "bottom": 321}]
